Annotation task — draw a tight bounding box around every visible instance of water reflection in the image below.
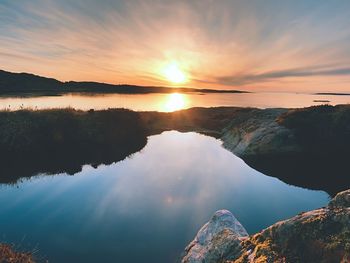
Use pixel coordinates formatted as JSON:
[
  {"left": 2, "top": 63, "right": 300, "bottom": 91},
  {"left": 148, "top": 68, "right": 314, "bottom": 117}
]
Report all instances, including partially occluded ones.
[
  {"left": 162, "top": 93, "right": 188, "bottom": 112},
  {"left": 0, "top": 131, "right": 329, "bottom": 263},
  {"left": 0, "top": 92, "right": 349, "bottom": 112}
]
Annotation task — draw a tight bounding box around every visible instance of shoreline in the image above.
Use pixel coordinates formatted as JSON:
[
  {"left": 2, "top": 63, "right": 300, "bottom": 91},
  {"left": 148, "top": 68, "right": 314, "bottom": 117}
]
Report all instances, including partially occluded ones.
[{"left": 0, "top": 105, "right": 349, "bottom": 195}]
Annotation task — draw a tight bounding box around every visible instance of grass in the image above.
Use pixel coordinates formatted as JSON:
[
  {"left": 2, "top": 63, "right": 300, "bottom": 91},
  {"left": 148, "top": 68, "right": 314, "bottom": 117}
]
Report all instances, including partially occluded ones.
[
  {"left": 0, "top": 108, "right": 147, "bottom": 183},
  {"left": 277, "top": 104, "right": 350, "bottom": 152},
  {"left": 0, "top": 106, "right": 253, "bottom": 183}
]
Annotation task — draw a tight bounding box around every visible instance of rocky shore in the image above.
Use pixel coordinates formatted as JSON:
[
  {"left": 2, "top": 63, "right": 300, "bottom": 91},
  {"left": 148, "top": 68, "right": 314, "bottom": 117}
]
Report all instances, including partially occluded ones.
[
  {"left": 220, "top": 105, "right": 350, "bottom": 195},
  {"left": 182, "top": 189, "right": 350, "bottom": 263},
  {"left": 0, "top": 105, "right": 349, "bottom": 194}
]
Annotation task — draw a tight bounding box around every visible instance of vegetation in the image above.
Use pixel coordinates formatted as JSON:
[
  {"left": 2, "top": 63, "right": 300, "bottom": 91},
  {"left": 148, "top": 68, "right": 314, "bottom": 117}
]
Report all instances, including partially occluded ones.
[
  {"left": 231, "top": 196, "right": 350, "bottom": 263},
  {"left": 0, "top": 104, "right": 349, "bottom": 195},
  {"left": 242, "top": 104, "right": 350, "bottom": 196},
  {"left": 0, "top": 107, "right": 247, "bottom": 183},
  {"left": 0, "top": 109, "right": 147, "bottom": 183},
  {"left": 0, "top": 104, "right": 350, "bottom": 262},
  {"left": 182, "top": 190, "right": 350, "bottom": 263},
  {"left": 277, "top": 104, "right": 350, "bottom": 153},
  {"left": 0, "top": 244, "right": 33, "bottom": 263}
]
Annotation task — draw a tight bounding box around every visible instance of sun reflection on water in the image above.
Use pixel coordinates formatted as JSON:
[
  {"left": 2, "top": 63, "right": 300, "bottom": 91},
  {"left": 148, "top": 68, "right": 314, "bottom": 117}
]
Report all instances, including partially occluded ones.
[{"left": 162, "top": 93, "right": 188, "bottom": 112}]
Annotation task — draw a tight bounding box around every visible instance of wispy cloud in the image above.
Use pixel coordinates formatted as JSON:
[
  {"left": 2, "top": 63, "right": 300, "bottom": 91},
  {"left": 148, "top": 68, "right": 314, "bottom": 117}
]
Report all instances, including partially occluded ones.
[
  {"left": 1, "top": 0, "right": 350, "bottom": 92},
  {"left": 212, "top": 66, "right": 350, "bottom": 86}
]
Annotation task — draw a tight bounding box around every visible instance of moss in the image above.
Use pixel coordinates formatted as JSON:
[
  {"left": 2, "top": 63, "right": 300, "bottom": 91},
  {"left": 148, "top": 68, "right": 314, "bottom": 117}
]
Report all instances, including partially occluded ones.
[
  {"left": 277, "top": 104, "right": 350, "bottom": 153},
  {"left": 227, "top": 206, "right": 350, "bottom": 263},
  {"left": 0, "top": 244, "right": 34, "bottom": 263}
]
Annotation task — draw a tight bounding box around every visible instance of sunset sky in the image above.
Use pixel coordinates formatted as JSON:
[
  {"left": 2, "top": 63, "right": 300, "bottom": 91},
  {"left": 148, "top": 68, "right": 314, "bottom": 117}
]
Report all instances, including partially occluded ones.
[{"left": 1, "top": 0, "right": 350, "bottom": 92}]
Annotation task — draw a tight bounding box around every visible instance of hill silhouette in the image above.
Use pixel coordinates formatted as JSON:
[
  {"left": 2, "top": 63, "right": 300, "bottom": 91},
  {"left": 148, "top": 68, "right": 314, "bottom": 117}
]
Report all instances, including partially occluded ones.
[{"left": 0, "top": 69, "right": 247, "bottom": 95}]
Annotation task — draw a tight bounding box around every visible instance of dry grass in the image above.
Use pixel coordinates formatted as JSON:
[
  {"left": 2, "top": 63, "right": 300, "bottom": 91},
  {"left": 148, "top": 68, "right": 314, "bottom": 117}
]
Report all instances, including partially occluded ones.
[{"left": 0, "top": 244, "right": 34, "bottom": 263}]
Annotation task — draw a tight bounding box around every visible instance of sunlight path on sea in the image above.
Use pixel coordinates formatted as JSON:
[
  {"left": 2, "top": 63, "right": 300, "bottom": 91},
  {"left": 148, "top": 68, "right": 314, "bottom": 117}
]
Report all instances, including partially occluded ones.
[{"left": 0, "top": 92, "right": 349, "bottom": 111}]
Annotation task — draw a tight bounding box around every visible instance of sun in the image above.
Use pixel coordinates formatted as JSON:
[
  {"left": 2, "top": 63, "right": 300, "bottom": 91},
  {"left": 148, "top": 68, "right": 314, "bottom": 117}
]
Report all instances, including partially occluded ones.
[{"left": 162, "top": 62, "right": 187, "bottom": 84}]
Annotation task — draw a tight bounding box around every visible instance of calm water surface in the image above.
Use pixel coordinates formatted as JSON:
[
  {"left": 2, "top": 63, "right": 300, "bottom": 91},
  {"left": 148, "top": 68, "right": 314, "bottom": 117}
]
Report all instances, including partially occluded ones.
[
  {"left": 0, "top": 92, "right": 349, "bottom": 111},
  {"left": 0, "top": 131, "right": 329, "bottom": 263}
]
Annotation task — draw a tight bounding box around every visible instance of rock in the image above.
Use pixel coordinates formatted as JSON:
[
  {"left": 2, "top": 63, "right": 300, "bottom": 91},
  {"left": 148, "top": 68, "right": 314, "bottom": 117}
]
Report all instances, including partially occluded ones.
[
  {"left": 237, "top": 204, "right": 350, "bottom": 263},
  {"left": 329, "top": 189, "right": 350, "bottom": 208},
  {"left": 221, "top": 108, "right": 298, "bottom": 157},
  {"left": 182, "top": 210, "right": 248, "bottom": 263},
  {"left": 182, "top": 190, "right": 350, "bottom": 263},
  {"left": 220, "top": 106, "right": 350, "bottom": 196}
]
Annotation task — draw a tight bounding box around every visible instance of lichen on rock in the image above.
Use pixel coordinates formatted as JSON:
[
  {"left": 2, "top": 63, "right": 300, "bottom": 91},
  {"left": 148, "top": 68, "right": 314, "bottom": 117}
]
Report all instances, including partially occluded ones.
[
  {"left": 182, "top": 210, "right": 248, "bottom": 263},
  {"left": 329, "top": 189, "right": 350, "bottom": 208},
  {"left": 182, "top": 190, "right": 350, "bottom": 263}
]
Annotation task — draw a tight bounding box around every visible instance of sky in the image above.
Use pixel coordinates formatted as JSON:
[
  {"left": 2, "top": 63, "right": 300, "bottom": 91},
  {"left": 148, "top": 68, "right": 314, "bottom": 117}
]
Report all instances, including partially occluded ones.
[{"left": 1, "top": 0, "right": 350, "bottom": 92}]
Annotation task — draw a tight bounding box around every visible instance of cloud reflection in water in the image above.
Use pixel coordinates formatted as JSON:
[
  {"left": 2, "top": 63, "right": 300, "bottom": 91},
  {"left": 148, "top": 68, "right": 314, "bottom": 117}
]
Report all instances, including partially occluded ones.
[{"left": 0, "top": 131, "right": 329, "bottom": 263}]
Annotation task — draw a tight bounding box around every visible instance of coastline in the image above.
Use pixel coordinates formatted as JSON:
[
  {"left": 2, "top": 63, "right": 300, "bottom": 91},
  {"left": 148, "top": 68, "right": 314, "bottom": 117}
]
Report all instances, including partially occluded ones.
[{"left": 0, "top": 105, "right": 349, "bottom": 195}]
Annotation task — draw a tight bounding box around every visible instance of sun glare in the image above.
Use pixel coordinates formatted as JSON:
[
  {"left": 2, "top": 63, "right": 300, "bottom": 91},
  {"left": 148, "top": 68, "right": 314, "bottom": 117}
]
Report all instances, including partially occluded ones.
[
  {"left": 163, "top": 93, "right": 187, "bottom": 112},
  {"left": 163, "top": 62, "right": 187, "bottom": 84}
]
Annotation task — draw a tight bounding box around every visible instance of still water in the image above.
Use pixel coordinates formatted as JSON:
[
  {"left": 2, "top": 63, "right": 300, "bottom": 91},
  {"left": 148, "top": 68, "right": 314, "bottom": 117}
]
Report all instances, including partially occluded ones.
[
  {"left": 0, "top": 131, "right": 329, "bottom": 263},
  {"left": 0, "top": 92, "right": 349, "bottom": 112}
]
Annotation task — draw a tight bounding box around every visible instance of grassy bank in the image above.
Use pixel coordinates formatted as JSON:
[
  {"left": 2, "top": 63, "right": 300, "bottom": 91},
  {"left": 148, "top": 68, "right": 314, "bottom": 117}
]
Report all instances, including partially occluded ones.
[
  {"left": 0, "top": 105, "right": 349, "bottom": 195},
  {"left": 270, "top": 104, "right": 350, "bottom": 195},
  {"left": 0, "top": 107, "right": 245, "bottom": 183},
  {"left": 0, "top": 109, "right": 147, "bottom": 183},
  {"left": 278, "top": 104, "right": 350, "bottom": 152}
]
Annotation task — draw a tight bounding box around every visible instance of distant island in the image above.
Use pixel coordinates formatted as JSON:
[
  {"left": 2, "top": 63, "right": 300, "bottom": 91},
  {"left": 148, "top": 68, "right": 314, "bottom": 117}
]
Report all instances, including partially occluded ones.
[
  {"left": 313, "top": 99, "right": 330, "bottom": 103},
  {"left": 0, "top": 69, "right": 248, "bottom": 95},
  {"left": 315, "top": 92, "right": 350, "bottom": 96}
]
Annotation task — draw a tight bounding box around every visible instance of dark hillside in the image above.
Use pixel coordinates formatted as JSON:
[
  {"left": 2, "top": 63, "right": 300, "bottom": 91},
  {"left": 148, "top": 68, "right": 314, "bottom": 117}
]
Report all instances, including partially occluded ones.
[
  {"left": 0, "top": 69, "right": 247, "bottom": 95},
  {"left": 0, "top": 70, "right": 62, "bottom": 92}
]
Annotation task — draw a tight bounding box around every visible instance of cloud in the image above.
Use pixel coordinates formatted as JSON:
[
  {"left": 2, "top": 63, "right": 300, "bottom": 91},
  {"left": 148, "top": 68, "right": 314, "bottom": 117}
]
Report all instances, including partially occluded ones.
[
  {"left": 1, "top": 0, "right": 350, "bottom": 91},
  {"left": 213, "top": 66, "right": 350, "bottom": 86}
]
